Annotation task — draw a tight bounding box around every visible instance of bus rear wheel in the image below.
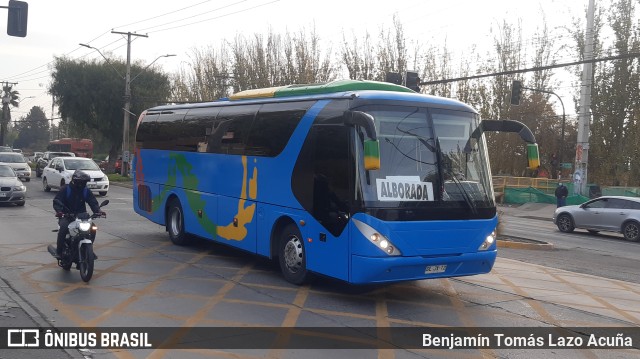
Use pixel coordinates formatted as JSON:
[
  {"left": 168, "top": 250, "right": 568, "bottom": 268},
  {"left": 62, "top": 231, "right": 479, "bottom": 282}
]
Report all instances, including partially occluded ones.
[
  {"left": 167, "top": 199, "right": 190, "bottom": 246},
  {"left": 278, "top": 224, "right": 310, "bottom": 285}
]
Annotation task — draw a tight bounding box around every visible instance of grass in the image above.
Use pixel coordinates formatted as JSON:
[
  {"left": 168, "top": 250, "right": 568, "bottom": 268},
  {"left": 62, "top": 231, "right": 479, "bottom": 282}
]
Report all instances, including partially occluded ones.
[{"left": 107, "top": 173, "right": 133, "bottom": 182}]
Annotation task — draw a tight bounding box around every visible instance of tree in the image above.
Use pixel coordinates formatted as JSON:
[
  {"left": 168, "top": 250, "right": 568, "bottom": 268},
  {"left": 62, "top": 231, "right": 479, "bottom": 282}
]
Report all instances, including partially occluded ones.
[
  {"left": 1, "top": 84, "right": 20, "bottom": 146},
  {"left": 13, "top": 106, "right": 50, "bottom": 150},
  {"left": 49, "top": 57, "right": 171, "bottom": 162}
]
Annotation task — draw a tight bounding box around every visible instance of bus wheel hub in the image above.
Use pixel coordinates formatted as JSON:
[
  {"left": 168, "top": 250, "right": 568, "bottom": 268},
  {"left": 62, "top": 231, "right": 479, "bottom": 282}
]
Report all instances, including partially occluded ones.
[{"left": 284, "top": 236, "right": 302, "bottom": 272}]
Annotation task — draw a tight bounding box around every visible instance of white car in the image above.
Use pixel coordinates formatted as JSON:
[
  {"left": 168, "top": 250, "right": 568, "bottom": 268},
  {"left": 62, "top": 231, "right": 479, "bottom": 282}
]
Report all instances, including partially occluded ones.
[
  {"left": 0, "top": 152, "right": 31, "bottom": 182},
  {"left": 42, "top": 157, "right": 110, "bottom": 196}
]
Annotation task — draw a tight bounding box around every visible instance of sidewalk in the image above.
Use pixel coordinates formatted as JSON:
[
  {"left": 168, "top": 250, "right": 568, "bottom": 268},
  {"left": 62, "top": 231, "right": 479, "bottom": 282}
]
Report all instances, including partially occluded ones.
[{"left": 0, "top": 278, "right": 80, "bottom": 358}]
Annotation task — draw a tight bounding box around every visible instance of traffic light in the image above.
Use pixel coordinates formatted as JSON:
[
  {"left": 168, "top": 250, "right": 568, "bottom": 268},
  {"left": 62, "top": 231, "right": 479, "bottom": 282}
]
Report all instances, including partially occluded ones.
[
  {"left": 510, "top": 80, "right": 522, "bottom": 105},
  {"left": 405, "top": 71, "right": 420, "bottom": 92},
  {"left": 385, "top": 72, "right": 402, "bottom": 85},
  {"left": 7, "top": 0, "right": 28, "bottom": 37}
]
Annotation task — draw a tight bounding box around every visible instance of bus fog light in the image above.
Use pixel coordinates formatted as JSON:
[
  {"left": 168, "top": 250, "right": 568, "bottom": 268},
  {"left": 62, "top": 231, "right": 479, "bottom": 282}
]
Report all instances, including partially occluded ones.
[
  {"left": 379, "top": 240, "right": 389, "bottom": 249},
  {"left": 370, "top": 233, "right": 379, "bottom": 242}
]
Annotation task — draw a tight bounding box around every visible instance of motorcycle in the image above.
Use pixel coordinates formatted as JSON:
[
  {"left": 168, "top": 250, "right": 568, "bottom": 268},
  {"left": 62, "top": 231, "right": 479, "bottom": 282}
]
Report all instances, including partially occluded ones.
[{"left": 47, "top": 199, "right": 108, "bottom": 282}]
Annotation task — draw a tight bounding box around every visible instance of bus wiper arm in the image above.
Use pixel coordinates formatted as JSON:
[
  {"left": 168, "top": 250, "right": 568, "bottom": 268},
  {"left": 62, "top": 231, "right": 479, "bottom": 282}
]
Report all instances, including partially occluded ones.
[{"left": 436, "top": 137, "right": 477, "bottom": 214}]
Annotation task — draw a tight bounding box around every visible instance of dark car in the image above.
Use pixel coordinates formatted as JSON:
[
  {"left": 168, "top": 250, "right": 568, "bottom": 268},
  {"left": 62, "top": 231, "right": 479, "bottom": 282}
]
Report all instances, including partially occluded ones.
[
  {"left": 553, "top": 196, "right": 640, "bottom": 241},
  {"left": 35, "top": 151, "right": 75, "bottom": 177}
]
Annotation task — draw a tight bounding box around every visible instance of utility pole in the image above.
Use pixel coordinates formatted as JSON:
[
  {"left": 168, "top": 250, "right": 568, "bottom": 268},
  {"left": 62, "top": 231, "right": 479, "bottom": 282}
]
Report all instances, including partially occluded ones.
[
  {"left": 111, "top": 30, "right": 148, "bottom": 177},
  {"left": 576, "top": 0, "right": 595, "bottom": 195}
]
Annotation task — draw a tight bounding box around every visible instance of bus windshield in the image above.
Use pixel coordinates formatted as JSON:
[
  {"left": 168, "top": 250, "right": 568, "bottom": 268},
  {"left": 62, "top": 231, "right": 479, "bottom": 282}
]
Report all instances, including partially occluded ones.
[{"left": 354, "top": 105, "right": 494, "bottom": 211}]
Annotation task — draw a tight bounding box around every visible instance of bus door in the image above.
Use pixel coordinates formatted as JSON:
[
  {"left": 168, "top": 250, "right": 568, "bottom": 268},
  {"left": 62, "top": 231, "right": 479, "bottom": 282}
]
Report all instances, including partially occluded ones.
[{"left": 293, "top": 124, "right": 351, "bottom": 281}]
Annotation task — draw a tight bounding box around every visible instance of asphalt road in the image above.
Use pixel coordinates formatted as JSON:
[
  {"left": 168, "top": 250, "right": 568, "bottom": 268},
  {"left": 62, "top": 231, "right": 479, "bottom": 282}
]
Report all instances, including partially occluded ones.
[
  {"left": 0, "top": 178, "right": 638, "bottom": 358},
  {"left": 499, "top": 213, "right": 640, "bottom": 284}
]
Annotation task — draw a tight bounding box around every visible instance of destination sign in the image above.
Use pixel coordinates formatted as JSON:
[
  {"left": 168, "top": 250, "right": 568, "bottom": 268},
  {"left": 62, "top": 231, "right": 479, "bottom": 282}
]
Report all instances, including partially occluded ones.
[{"left": 376, "top": 176, "right": 434, "bottom": 201}]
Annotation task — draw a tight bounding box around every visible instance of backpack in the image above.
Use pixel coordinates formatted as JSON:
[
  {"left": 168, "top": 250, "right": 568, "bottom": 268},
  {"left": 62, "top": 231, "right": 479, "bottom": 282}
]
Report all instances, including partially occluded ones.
[{"left": 66, "top": 185, "right": 90, "bottom": 201}]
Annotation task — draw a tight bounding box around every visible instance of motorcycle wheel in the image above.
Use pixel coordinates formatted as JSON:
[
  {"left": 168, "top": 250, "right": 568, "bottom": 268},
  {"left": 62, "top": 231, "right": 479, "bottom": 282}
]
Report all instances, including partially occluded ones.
[{"left": 79, "top": 243, "right": 94, "bottom": 282}]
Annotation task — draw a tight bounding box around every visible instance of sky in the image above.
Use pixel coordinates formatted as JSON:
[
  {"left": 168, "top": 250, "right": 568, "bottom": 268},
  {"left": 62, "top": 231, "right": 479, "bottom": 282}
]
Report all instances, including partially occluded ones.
[{"left": 1, "top": 0, "right": 583, "bottom": 124}]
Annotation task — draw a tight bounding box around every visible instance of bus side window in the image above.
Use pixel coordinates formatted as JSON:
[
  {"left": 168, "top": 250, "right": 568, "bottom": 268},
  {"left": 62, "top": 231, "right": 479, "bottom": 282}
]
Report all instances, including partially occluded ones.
[
  {"left": 182, "top": 107, "right": 220, "bottom": 152},
  {"left": 207, "top": 105, "right": 260, "bottom": 155},
  {"left": 245, "top": 101, "right": 313, "bottom": 157}
]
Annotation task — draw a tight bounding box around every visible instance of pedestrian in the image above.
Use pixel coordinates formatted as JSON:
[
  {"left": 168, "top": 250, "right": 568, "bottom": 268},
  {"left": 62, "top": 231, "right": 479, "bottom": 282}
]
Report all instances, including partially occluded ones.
[{"left": 555, "top": 182, "right": 568, "bottom": 208}]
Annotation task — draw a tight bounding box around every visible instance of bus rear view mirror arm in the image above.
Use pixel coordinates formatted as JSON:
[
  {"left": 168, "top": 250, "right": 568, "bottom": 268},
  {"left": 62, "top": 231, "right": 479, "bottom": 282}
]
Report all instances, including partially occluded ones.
[
  {"left": 344, "top": 110, "right": 377, "bottom": 140},
  {"left": 464, "top": 119, "right": 536, "bottom": 153}
]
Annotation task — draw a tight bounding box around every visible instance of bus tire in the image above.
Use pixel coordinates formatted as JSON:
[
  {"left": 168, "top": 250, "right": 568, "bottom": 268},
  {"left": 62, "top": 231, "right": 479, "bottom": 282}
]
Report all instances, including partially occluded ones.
[
  {"left": 167, "top": 199, "right": 190, "bottom": 246},
  {"left": 278, "top": 224, "right": 310, "bottom": 285}
]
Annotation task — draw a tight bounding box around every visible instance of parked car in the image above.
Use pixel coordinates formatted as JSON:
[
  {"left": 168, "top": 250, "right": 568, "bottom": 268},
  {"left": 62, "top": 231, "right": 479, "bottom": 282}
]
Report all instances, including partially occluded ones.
[
  {"left": 553, "top": 196, "right": 640, "bottom": 241},
  {"left": 0, "top": 146, "right": 13, "bottom": 152},
  {"left": 0, "top": 152, "right": 31, "bottom": 182},
  {"left": 99, "top": 155, "right": 122, "bottom": 174},
  {"left": 35, "top": 151, "right": 75, "bottom": 177},
  {"left": 0, "top": 164, "right": 26, "bottom": 206},
  {"left": 42, "top": 156, "right": 109, "bottom": 196}
]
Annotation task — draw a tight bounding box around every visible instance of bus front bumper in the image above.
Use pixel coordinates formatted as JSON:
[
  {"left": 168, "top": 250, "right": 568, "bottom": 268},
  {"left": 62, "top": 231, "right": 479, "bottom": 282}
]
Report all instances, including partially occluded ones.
[{"left": 350, "top": 250, "right": 496, "bottom": 284}]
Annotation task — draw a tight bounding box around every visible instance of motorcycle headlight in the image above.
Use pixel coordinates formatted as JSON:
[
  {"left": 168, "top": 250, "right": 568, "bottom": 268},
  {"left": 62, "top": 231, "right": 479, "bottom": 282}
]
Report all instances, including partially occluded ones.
[{"left": 78, "top": 222, "right": 91, "bottom": 232}]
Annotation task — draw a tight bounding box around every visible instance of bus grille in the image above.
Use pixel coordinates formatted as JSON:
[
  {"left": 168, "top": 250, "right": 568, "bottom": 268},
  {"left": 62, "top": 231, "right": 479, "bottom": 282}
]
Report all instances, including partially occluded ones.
[{"left": 138, "top": 184, "right": 152, "bottom": 212}]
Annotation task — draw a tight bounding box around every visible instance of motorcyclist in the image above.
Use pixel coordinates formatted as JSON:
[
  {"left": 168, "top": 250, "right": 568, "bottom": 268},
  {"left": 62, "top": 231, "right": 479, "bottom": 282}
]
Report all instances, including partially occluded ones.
[{"left": 52, "top": 170, "right": 105, "bottom": 258}]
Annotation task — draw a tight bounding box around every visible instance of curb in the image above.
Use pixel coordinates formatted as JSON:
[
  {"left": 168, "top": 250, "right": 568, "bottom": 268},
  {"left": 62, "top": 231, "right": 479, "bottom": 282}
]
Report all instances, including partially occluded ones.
[
  {"left": 497, "top": 237, "right": 555, "bottom": 250},
  {"left": 110, "top": 181, "right": 133, "bottom": 189}
]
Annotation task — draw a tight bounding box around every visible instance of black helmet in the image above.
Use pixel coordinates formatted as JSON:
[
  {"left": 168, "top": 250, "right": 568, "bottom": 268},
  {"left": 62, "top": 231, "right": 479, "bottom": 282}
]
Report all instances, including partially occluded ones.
[{"left": 71, "top": 170, "right": 91, "bottom": 189}]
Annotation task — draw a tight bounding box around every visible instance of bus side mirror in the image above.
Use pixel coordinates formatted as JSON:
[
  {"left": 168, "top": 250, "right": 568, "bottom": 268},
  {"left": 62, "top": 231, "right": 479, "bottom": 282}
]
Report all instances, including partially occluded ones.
[
  {"left": 527, "top": 143, "right": 540, "bottom": 169},
  {"left": 6, "top": 0, "right": 28, "bottom": 37},
  {"left": 345, "top": 111, "right": 381, "bottom": 170},
  {"left": 364, "top": 140, "right": 380, "bottom": 170}
]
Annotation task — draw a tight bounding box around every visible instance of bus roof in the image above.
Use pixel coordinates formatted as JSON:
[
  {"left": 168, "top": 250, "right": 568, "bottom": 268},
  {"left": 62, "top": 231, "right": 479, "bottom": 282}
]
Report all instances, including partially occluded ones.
[{"left": 148, "top": 79, "right": 476, "bottom": 113}]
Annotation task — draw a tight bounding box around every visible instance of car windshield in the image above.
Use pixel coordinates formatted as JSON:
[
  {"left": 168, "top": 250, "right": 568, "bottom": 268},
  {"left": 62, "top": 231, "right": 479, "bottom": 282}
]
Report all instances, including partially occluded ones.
[
  {"left": 0, "top": 166, "right": 16, "bottom": 177},
  {"left": 0, "top": 153, "right": 26, "bottom": 163},
  {"left": 63, "top": 159, "right": 100, "bottom": 171}
]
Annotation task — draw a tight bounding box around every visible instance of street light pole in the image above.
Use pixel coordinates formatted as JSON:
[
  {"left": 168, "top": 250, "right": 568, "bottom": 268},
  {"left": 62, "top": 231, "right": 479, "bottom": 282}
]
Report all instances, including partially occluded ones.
[{"left": 80, "top": 39, "right": 174, "bottom": 177}]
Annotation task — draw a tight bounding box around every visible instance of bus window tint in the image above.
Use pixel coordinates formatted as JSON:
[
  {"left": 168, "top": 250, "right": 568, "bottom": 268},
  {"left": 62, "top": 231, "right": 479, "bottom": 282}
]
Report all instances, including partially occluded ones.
[
  {"left": 208, "top": 105, "right": 260, "bottom": 155},
  {"left": 245, "top": 101, "right": 313, "bottom": 156},
  {"left": 183, "top": 107, "right": 220, "bottom": 152},
  {"left": 294, "top": 124, "right": 350, "bottom": 236}
]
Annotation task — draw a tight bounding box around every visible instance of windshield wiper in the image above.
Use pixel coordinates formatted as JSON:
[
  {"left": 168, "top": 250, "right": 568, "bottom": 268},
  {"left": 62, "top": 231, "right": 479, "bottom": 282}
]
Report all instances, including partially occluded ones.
[{"left": 435, "top": 137, "right": 477, "bottom": 214}]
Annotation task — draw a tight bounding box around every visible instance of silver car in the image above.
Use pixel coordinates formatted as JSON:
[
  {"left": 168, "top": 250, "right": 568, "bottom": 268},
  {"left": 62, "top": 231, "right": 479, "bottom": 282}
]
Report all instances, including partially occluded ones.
[
  {"left": 0, "top": 165, "right": 26, "bottom": 206},
  {"left": 553, "top": 196, "right": 640, "bottom": 241},
  {"left": 0, "top": 152, "right": 31, "bottom": 182}
]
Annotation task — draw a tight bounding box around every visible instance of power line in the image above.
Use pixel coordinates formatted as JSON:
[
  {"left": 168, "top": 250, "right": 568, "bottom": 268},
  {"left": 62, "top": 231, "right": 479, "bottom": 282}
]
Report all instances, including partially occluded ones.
[{"left": 420, "top": 52, "right": 640, "bottom": 85}]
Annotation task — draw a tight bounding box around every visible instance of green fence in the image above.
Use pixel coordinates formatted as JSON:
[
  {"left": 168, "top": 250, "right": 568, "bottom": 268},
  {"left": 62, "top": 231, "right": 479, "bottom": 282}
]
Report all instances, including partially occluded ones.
[{"left": 503, "top": 187, "right": 589, "bottom": 205}]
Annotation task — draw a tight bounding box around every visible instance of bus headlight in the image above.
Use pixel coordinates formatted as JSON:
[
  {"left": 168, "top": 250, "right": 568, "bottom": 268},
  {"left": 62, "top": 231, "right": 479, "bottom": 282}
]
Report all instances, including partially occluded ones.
[
  {"left": 478, "top": 230, "right": 496, "bottom": 251},
  {"left": 353, "top": 219, "right": 401, "bottom": 256}
]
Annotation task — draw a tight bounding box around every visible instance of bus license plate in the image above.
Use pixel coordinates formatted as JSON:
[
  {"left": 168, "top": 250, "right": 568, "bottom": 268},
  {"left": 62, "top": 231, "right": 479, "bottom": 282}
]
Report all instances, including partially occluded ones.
[{"left": 425, "top": 265, "right": 447, "bottom": 274}]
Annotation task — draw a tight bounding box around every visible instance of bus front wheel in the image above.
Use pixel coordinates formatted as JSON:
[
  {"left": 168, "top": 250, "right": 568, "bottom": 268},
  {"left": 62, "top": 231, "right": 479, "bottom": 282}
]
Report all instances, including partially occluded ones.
[
  {"left": 278, "top": 224, "right": 310, "bottom": 285},
  {"left": 167, "top": 199, "right": 190, "bottom": 246}
]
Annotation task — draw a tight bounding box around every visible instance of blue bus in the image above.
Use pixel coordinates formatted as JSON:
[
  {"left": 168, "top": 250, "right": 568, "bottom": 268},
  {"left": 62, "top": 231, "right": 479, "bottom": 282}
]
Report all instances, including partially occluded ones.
[{"left": 133, "top": 80, "right": 538, "bottom": 285}]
